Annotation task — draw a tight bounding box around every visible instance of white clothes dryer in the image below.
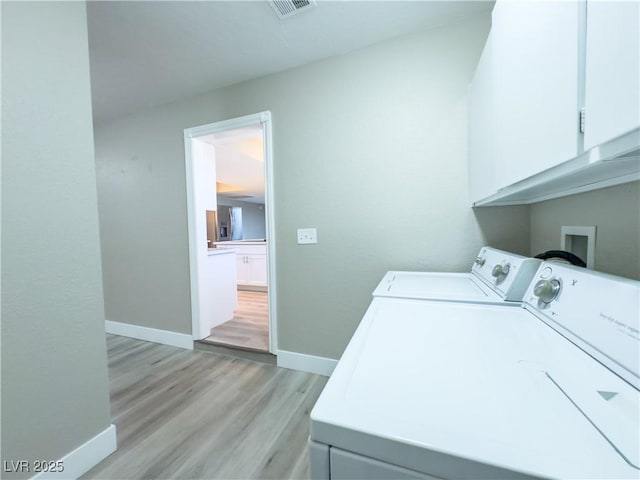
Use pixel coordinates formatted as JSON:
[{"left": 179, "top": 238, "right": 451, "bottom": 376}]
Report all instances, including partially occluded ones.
[
  {"left": 310, "top": 263, "right": 639, "bottom": 479},
  {"left": 373, "top": 247, "right": 540, "bottom": 305}
]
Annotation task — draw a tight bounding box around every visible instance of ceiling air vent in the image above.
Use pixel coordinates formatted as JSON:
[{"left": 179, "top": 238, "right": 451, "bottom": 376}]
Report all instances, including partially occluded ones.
[{"left": 269, "top": 0, "right": 316, "bottom": 19}]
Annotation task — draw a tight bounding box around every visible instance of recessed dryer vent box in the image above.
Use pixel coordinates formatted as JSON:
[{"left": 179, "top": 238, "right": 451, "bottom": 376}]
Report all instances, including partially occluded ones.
[{"left": 561, "top": 226, "right": 596, "bottom": 269}]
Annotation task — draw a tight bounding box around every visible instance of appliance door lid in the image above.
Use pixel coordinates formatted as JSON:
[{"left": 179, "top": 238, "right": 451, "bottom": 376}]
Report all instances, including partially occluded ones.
[
  {"left": 373, "top": 272, "right": 507, "bottom": 304},
  {"left": 310, "top": 297, "right": 638, "bottom": 480}
]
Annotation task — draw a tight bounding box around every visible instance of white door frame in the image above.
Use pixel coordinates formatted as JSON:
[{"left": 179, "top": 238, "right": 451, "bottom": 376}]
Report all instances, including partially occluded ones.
[{"left": 184, "top": 111, "right": 277, "bottom": 354}]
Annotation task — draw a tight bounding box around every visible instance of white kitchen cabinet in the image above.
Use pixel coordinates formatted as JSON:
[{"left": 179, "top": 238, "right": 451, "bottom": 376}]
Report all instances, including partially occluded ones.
[
  {"left": 235, "top": 253, "right": 248, "bottom": 285},
  {"left": 236, "top": 252, "right": 267, "bottom": 287},
  {"left": 215, "top": 242, "right": 267, "bottom": 288},
  {"left": 195, "top": 249, "right": 237, "bottom": 339},
  {"left": 244, "top": 254, "right": 267, "bottom": 287},
  {"left": 583, "top": 1, "right": 640, "bottom": 150}
]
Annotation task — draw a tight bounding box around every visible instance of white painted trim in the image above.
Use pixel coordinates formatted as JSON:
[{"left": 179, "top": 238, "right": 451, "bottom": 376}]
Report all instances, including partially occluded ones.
[
  {"left": 183, "top": 132, "right": 202, "bottom": 345},
  {"left": 277, "top": 350, "right": 337, "bottom": 377},
  {"left": 32, "top": 424, "right": 117, "bottom": 480},
  {"left": 263, "top": 114, "right": 278, "bottom": 354},
  {"left": 185, "top": 112, "right": 271, "bottom": 139},
  {"left": 105, "top": 320, "right": 193, "bottom": 350},
  {"left": 184, "top": 112, "right": 278, "bottom": 354}
]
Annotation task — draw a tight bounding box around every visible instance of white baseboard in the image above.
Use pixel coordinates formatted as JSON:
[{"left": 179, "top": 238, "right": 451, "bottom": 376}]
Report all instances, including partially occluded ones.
[
  {"left": 277, "top": 350, "right": 337, "bottom": 377},
  {"left": 105, "top": 320, "right": 194, "bottom": 350},
  {"left": 32, "top": 424, "right": 117, "bottom": 480}
]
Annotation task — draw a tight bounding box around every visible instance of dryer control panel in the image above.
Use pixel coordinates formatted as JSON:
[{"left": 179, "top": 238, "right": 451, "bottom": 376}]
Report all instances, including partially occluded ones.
[{"left": 525, "top": 262, "right": 640, "bottom": 390}]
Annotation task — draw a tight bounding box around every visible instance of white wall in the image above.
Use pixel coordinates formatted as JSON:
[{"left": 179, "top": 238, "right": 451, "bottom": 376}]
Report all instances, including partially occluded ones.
[
  {"left": 94, "top": 12, "right": 531, "bottom": 359},
  {"left": 1, "top": 2, "right": 113, "bottom": 476}
]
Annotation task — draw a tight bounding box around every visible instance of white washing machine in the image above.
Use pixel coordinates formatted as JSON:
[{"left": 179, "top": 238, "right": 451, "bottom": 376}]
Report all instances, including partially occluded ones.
[
  {"left": 372, "top": 247, "right": 540, "bottom": 305},
  {"left": 309, "top": 262, "right": 639, "bottom": 479}
]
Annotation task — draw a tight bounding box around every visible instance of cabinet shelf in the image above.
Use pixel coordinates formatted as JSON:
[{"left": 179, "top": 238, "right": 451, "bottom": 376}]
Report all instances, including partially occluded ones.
[{"left": 473, "top": 128, "right": 640, "bottom": 207}]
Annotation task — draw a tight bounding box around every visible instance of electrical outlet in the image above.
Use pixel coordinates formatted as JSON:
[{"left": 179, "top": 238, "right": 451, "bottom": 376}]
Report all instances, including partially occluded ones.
[{"left": 297, "top": 228, "right": 317, "bottom": 245}]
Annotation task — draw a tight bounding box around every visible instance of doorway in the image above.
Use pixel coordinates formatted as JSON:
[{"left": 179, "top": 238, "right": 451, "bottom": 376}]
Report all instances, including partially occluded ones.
[{"left": 184, "top": 112, "right": 277, "bottom": 354}]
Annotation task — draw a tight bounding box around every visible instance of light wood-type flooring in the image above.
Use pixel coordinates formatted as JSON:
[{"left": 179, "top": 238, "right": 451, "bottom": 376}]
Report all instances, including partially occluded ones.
[
  {"left": 83, "top": 334, "right": 327, "bottom": 480},
  {"left": 203, "top": 290, "right": 269, "bottom": 352}
]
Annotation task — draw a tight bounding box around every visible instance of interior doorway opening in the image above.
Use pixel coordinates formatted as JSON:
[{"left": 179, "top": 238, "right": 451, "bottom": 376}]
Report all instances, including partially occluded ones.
[{"left": 184, "top": 112, "right": 276, "bottom": 355}]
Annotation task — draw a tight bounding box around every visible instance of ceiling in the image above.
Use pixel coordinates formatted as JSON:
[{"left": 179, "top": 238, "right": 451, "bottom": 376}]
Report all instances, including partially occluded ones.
[
  {"left": 87, "top": 0, "right": 493, "bottom": 124},
  {"left": 200, "top": 125, "right": 266, "bottom": 203}
]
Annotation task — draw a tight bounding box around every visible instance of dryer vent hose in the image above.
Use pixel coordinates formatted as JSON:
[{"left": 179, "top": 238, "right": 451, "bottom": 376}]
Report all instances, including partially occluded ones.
[{"left": 533, "top": 250, "right": 587, "bottom": 268}]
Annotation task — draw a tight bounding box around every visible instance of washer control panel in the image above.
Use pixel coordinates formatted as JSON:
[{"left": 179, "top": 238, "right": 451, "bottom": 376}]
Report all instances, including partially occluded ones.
[
  {"left": 524, "top": 262, "right": 640, "bottom": 389},
  {"left": 471, "top": 247, "right": 541, "bottom": 301}
]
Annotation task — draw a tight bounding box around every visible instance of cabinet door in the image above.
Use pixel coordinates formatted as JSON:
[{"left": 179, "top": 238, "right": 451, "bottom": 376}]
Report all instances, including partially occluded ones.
[
  {"left": 490, "top": 0, "right": 580, "bottom": 188},
  {"left": 236, "top": 254, "right": 249, "bottom": 285},
  {"left": 583, "top": 1, "right": 640, "bottom": 150},
  {"left": 247, "top": 254, "right": 267, "bottom": 286},
  {"left": 468, "top": 30, "right": 497, "bottom": 202}
]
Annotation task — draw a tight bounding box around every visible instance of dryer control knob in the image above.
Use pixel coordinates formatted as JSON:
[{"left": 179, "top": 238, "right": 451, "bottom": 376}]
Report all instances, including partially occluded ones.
[
  {"left": 533, "top": 279, "right": 561, "bottom": 303},
  {"left": 475, "top": 256, "right": 486, "bottom": 266},
  {"left": 492, "top": 263, "right": 510, "bottom": 278}
]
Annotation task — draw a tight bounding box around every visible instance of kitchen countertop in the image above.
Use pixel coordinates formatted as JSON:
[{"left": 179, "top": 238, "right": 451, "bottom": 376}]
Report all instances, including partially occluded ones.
[
  {"left": 214, "top": 240, "right": 267, "bottom": 246},
  {"left": 207, "top": 248, "right": 236, "bottom": 256}
]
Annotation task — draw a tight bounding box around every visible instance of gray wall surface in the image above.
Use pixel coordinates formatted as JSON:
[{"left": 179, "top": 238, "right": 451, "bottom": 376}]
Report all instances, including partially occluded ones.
[
  {"left": 94, "top": 12, "right": 531, "bottom": 358},
  {"left": 217, "top": 199, "right": 267, "bottom": 240},
  {"left": 1, "top": 2, "right": 113, "bottom": 476},
  {"left": 530, "top": 181, "right": 640, "bottom": 280}
]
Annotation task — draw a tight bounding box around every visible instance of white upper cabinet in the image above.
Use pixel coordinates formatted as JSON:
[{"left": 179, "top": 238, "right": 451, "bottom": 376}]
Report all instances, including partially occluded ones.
[
  {"left": 583, "top": 1, "right": 640, "bottom": 150},
  {"left": 468, "top": 31, "right": 497, "bottom": 202},
  {"left": 490, "top": 1, "right": 581, "bottom": 188},
  {"left": 469, "top": 0, "right": 639, "bottom": 206},
  {"left": 469, "top": 1, "right": 581, "bottom": 203}
]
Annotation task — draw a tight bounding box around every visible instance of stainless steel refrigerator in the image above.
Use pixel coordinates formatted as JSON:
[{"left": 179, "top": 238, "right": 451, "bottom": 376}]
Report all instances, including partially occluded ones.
[{"left": 218, "top": 206, "right": 242, "bottom": 241}]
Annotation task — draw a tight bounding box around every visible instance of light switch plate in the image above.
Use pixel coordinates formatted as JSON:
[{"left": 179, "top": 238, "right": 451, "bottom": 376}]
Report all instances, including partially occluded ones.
[{"left": 297, "top": 228, "right": 317, "bottom": 245}]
